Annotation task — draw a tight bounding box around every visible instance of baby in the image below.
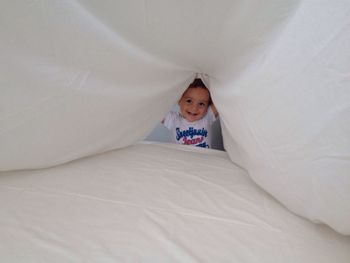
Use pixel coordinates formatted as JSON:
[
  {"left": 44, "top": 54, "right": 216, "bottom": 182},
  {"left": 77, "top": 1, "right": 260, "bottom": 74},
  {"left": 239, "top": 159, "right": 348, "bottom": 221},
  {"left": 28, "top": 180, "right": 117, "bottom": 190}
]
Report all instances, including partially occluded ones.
[{"left": 163, "top": 78, "right": 218, "bottom": 148}]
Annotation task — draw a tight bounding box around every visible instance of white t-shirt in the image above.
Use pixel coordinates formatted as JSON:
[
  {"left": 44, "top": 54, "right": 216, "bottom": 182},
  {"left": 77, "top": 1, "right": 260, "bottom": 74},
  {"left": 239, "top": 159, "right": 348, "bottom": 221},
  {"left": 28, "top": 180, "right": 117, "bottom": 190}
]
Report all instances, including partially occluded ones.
[{"left": 163, "top": 107, "right": 217, "bottom": 148}]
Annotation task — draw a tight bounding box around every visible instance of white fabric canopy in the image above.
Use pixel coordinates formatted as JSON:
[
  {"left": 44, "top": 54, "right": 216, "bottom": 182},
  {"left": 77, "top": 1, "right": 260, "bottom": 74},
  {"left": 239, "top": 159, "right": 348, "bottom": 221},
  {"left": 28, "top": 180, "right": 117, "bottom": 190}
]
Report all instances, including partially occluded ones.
[{"left": 0, "top": 0, "right": 349, "bottom": 235}]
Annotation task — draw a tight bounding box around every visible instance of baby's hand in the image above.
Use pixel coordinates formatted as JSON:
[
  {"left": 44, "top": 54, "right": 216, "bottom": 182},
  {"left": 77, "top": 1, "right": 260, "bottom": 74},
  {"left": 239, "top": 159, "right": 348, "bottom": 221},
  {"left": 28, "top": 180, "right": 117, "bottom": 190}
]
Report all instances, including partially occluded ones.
[{"left": 211, "top": 104, "right": 218, "bottom": 118}]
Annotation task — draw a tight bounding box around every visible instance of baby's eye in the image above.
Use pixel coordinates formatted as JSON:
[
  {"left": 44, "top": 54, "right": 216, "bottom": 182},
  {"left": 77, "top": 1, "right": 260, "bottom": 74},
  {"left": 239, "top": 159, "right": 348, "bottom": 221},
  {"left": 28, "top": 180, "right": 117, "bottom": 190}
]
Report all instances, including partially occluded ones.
[
  {"left": 199, "top": 102, "right": 206, "bottom": 107},
  {"left": 186, "top": 99, "right": 192, "bottom": 104}
]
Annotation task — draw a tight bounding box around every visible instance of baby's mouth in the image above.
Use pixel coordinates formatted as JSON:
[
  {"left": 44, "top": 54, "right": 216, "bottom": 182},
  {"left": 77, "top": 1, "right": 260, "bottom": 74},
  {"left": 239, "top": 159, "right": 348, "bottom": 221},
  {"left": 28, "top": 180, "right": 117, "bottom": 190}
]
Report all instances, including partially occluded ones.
[{"left": 187, "top": 111, "right": 198, "bottom": 116}]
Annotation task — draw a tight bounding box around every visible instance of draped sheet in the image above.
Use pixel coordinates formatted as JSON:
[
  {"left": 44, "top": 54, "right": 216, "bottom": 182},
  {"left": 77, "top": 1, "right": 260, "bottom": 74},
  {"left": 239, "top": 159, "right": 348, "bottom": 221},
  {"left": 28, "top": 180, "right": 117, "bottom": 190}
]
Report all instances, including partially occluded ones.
[{"left": 0, "top": 1, "right": 349, "bottom": 234}]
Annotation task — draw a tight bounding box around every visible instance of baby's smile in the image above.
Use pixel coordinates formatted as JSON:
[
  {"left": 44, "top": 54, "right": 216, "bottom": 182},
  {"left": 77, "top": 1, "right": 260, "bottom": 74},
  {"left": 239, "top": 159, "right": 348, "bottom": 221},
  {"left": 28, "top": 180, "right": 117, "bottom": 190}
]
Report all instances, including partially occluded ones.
[{"left": 187, "top": 111, "right": 198, "bottom": 116}]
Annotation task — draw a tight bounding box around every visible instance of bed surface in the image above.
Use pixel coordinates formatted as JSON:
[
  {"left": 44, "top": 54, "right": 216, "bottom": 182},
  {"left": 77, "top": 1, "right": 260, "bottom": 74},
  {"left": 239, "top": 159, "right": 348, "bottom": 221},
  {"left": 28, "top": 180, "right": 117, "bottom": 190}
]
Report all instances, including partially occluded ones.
[{"left": 0, "top": 142, "right": 349, "bottom": 262}]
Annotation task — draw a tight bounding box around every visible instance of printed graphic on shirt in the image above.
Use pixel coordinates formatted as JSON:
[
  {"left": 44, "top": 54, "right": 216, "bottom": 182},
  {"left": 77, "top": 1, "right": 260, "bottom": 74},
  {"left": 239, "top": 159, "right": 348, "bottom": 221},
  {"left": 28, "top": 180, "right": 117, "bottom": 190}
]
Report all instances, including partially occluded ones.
[{"left": 176, "top": 127, "right": 209, "bottom": 148}]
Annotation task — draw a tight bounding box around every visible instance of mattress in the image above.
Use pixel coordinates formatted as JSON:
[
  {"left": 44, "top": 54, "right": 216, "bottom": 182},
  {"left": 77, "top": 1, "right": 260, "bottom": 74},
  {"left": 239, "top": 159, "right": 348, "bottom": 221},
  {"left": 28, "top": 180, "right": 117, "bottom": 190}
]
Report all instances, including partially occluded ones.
[{"left": 0, "top": 142, "right": 349, "bottom": 262}]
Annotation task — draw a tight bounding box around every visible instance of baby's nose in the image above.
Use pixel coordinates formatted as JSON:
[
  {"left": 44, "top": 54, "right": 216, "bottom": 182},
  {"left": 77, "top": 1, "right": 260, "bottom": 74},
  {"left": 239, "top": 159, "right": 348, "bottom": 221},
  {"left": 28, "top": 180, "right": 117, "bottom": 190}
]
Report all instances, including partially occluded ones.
[{"left": 191, "top": 104, "right": 199, "bottom": 111}]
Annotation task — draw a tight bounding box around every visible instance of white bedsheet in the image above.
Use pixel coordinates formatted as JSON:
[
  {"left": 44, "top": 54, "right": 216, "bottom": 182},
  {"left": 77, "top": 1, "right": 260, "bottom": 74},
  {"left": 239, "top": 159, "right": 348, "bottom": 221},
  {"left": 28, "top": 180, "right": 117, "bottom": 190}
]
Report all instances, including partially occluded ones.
[
  {"left": 0, "top": 143, "right": 349, "bottom": 262},
  {"left": 1, "top": 0, "right": 349, "bottom": 235}
]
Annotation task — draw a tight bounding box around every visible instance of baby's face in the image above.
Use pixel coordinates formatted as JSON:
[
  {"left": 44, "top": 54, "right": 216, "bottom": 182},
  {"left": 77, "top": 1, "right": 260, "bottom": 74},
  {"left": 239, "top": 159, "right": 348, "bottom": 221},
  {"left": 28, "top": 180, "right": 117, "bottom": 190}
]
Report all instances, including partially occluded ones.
[{"left": 178, "top": 87, "right": 210, "bottom": 122}]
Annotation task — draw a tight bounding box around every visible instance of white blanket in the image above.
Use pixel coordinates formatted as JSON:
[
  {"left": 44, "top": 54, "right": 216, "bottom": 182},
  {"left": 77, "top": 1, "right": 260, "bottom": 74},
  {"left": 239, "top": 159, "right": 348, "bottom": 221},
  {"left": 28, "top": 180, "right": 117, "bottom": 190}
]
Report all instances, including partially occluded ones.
[
  {"left": 0, "top": 1, "right": 349, "bottom": 235},
  {"left": 0, "top": 143, "right": 349, "bottom": 262}
]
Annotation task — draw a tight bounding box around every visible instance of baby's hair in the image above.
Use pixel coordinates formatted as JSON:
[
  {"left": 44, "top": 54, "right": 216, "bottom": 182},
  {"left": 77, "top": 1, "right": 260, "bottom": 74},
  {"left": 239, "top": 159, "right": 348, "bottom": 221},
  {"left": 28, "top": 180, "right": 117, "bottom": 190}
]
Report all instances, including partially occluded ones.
[{"left": 186, "top": 78, "right": 213, "bottom": 105}]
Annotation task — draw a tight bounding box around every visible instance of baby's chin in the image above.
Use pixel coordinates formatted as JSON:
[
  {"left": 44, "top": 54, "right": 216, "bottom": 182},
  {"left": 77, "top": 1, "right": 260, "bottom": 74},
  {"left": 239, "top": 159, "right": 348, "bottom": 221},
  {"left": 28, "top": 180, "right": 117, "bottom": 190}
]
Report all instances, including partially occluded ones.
[{"left": 180, "top": 110, "right": 206, "bottom": 122}]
